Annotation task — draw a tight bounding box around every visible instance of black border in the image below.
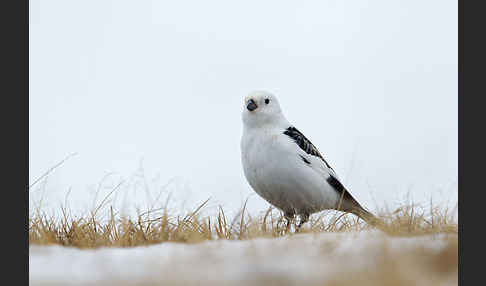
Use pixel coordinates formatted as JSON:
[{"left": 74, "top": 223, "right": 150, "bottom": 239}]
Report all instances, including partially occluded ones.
[
  {"left": 2, "top": 0, "right": 28, "bottom": 284},
  {"left": 458, "top": 0, "right": 463, "bottom": 284},
  {"left": 458, "top": 0, "right": 485, "bottom": 283}
]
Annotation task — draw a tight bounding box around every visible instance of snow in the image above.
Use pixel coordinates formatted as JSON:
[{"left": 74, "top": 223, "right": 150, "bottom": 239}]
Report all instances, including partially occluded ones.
[{"left": 30, "top": 231, "right": 456, "bottom": 286}]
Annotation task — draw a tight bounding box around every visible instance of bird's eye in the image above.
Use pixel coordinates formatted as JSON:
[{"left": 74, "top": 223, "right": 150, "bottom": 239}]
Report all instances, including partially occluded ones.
[{"left": 265, "top": 98, "right": 270, "bottom": 104}]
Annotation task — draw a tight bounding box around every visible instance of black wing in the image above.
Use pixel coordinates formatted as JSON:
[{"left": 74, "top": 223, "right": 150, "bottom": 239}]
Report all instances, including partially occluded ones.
[
  {"left": 326, "top": 174, "right": 358, "bottom": 206},
  {"left": 283, "top": 126, "right": 334, "bottom": 170}
]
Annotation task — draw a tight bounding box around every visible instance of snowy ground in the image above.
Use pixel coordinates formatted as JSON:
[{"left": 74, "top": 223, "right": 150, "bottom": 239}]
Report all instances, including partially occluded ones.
[{"left": 30, "top": 231, "right": 457, "bottom": 286}]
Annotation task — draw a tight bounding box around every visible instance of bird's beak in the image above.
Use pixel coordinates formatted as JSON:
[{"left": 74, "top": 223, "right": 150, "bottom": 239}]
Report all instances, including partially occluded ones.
[{"left": 247, "top": 99, "right": 258, "bottom": 111}]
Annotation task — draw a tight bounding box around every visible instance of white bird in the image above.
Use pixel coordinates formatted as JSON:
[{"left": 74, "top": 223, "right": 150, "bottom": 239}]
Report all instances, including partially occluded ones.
[{"left": 240, "top": 91, "right": 376, "bottom": 229}]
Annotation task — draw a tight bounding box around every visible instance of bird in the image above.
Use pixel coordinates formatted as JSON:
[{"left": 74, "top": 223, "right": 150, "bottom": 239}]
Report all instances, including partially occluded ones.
[{"left": 240, "top": 90, "right": 377, "bottom": 230}]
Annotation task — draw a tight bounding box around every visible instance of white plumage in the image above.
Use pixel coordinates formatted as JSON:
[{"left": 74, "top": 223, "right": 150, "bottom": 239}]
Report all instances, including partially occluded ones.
[{"left": 240, "top": 91, "right": 375, "bottom": 228}]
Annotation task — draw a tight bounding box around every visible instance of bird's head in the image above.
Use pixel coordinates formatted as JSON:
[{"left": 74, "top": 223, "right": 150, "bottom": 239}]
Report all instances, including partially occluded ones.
[{"left": 242, "top": 91, "right": 287, "bottom": 128}]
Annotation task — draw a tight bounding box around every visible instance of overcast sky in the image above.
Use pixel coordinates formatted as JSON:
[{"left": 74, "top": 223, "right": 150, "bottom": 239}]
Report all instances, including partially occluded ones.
[{"left": 29, "top": 0, "right": 457, "bottom": 216}]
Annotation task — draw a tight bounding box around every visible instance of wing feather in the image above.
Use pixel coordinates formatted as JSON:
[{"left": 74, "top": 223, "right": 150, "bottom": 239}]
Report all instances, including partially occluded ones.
[
  {"left": 283, "top": 126, "right": 337, "bottom": 176},
  {"left": 283, "top": 126, "right": 363, "bottom": 208}
]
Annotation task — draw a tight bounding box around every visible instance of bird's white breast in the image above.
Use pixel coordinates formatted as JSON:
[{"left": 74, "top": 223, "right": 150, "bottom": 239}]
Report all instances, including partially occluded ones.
[{"left": 241, "top": 127, "right": 340, "bottom": 215}]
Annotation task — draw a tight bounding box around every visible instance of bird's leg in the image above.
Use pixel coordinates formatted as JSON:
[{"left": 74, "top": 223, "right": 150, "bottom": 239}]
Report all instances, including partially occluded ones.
[
  {"left": 284, "top": 212, "right": 295, "bottom": 233},
  {"left": 296, "top": 213, "right": 310, "bottom": 232},
  {"left": 285, "top": 219, "right": 291, "bottom": 231}
]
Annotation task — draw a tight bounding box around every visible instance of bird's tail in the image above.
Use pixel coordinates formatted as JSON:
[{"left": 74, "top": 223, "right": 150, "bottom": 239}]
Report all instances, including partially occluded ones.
[{"left": 352, "top": 207, "right": 380, "bottom": 227}]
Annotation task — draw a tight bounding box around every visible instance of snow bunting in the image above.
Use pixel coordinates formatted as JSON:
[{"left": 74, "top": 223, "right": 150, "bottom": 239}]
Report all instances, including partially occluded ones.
[{"left": 241, "top": 91, "right": 376, "bottom": 229}]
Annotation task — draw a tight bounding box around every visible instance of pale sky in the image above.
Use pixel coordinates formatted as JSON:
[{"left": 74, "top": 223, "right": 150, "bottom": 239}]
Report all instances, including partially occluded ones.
[{"left": 29, "top": 0, "right": 457, "bottom": 216}]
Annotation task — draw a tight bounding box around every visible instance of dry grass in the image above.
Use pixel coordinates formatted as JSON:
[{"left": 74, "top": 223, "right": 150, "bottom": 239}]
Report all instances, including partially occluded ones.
[
  {"left": 29, "top": 196, "right": 457, "bottom": 248},
  {"left": 29, "top": 195, "right": 458, "bottom": 286}
]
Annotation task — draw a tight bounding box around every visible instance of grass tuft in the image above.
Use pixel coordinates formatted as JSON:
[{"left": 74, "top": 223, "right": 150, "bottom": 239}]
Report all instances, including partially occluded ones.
[{"left": 29, "top": 198, "right": 457, "bottom": 249}]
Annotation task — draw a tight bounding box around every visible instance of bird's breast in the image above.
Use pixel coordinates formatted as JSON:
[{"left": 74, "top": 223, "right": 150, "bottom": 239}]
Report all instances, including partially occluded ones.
[{"left": 241, "top": 131, "right": 293, "bottom": 193}]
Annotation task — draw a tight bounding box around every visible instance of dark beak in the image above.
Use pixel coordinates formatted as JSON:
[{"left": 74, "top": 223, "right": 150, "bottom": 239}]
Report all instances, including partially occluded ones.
[{"left": 247, "top": 99, "right": 258, "bottom": 111}]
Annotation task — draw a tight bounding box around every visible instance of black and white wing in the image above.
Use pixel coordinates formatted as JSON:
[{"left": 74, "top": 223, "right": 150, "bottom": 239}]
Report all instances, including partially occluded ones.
[
  {"left": 283, "top": 126, "right": 357, "bottom": 203},
  {"left": 283, "top": 126, "right": 337, "bottom": 175}
]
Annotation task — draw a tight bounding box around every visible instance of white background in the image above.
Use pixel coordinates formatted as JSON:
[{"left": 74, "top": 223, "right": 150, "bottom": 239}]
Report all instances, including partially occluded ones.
[{"left": 29, "top": 0, "right": 457, "bottom": 216}]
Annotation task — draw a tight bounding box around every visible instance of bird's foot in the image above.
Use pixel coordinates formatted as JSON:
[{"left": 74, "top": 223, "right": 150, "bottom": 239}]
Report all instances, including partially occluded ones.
[
  {"left": 295, "top": 213, "right": 310, "bottom": 232},
  {"left": 283, "top": 213, "right": 295, "bottom": 234}
]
